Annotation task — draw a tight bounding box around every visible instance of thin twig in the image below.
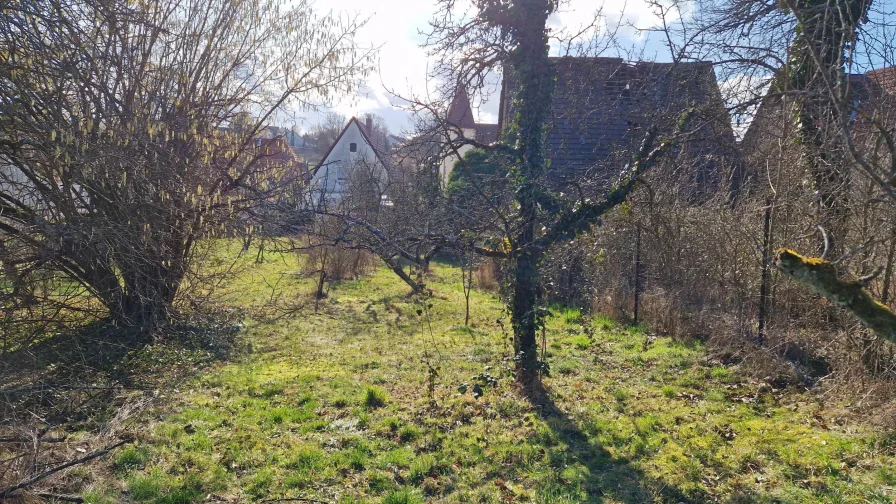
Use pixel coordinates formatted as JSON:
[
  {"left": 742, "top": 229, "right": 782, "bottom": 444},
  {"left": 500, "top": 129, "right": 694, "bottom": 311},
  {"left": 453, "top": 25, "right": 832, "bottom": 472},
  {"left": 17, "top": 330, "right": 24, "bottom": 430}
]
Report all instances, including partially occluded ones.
[
  {"left": 0, "top": 439, "right": 129, "bottom": 498},
  {"left": 36, "top": 492, "right": 85, "bottom": 503},
  {"left": 261, "top": 498, "right": 331, "bottom": 504}
]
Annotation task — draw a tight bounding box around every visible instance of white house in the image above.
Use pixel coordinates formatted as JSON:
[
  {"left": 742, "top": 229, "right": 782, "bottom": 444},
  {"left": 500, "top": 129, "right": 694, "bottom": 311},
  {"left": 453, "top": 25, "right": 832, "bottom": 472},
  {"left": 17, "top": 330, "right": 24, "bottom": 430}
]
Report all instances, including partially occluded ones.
[
  {"left": 308, "top": 116, "right": 390, "bottom": 209},
  {"left": 439, "top": 87, "right": 500, "bottom": 183}
]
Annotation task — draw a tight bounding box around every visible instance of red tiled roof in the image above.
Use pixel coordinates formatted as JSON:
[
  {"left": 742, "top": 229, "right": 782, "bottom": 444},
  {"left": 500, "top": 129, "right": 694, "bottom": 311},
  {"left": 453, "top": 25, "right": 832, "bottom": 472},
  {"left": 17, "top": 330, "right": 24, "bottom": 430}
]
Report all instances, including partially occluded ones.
[
  {"left": 867, "top": 67, "right": 896, "bottom": 94},
  {"left": 256, "top": 137, "right": 309, "bottom": 184}
]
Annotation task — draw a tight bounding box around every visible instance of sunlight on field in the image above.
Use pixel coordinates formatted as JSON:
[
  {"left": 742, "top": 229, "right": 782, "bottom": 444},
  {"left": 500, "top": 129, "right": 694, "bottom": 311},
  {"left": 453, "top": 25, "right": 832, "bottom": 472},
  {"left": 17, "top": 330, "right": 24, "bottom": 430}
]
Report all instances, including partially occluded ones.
[{"left": 84, "top": 247, "right": 896, "bottom": 503}]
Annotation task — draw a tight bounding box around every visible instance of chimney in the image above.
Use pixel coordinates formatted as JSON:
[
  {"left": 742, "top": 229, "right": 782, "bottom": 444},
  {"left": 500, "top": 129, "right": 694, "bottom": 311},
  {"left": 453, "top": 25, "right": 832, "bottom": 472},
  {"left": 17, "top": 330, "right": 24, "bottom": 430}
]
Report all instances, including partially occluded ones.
[{"left": 365, "top": 116, "right": 373, "bottom": 135}]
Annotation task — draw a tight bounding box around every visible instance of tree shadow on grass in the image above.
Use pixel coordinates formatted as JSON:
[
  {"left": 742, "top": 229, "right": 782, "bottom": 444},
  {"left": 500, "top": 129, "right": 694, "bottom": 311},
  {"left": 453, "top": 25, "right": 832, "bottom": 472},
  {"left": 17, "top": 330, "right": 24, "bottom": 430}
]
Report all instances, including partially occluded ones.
[
  {"left": 0, "top": 319, "right": 243, "bottom": 494},
  {"left": 0, "top": 319, "right": 241, "bottom": 432},
  {"left": 524, "top": 384, "right": 760, "bottom": 504}
]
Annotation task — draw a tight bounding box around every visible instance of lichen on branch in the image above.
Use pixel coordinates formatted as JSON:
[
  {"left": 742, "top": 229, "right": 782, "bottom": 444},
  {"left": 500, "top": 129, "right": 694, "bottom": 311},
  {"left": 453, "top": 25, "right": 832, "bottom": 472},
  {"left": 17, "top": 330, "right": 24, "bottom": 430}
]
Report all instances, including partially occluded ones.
[{"left": 775, "top": 248, "right": 896, "bottom": 342}]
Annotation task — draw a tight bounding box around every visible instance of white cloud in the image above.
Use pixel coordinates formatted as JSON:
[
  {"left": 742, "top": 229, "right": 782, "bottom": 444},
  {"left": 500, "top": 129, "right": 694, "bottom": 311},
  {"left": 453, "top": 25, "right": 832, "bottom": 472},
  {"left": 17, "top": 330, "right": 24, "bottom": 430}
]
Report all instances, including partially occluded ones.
[{"left": 294, "top": 0, "right": 674, "bottom": 134}]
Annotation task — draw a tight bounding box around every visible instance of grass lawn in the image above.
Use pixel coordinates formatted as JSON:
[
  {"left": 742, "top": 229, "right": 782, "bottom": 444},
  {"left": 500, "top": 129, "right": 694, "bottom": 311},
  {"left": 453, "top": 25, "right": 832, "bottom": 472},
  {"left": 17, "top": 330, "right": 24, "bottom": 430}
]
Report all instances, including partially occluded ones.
[{"left": 82, "top": 244, "right": 896, "bottom": 503}]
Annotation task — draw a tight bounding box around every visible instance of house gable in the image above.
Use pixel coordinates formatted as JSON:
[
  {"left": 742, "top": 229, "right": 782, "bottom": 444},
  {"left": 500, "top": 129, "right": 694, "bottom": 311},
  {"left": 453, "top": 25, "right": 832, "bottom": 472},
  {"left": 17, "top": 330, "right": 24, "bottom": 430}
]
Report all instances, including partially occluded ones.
[
  {"left": 309, "top": 117, "right": 390, "bottom": 205},
  {"left": 740, "top": 67, "right": 896, "bottom": 192},
  {"left": 500, "top": 57, "right": 738, "bottom": 192}
]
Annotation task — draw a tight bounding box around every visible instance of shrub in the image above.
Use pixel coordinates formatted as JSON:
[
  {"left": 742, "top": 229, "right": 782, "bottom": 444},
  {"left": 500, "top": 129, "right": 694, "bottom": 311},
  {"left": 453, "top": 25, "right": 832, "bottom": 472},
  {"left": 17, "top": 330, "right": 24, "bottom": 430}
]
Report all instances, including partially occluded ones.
[
  {"left": 300, "top": 244, "right": 376, "bottom": 281},
  {"left": 474, "top": 260, "right": 501, "bottom": 292}
]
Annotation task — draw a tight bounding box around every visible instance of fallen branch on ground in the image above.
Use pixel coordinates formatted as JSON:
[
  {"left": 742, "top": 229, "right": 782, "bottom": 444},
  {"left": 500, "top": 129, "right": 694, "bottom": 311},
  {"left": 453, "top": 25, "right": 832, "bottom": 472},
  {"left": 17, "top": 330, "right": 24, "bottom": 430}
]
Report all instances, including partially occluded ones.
[
  {"left": 0, "top": 436, "right": 66, "bottom": 443},
  {"left": 0, "top": 438, "right": 129, "bottom": 498},
  {"left": 261, "top": 498, "right": 331, "bottom": 503},
  {"left": 36, "top": 492, "right": 85, "bottom": 502}
]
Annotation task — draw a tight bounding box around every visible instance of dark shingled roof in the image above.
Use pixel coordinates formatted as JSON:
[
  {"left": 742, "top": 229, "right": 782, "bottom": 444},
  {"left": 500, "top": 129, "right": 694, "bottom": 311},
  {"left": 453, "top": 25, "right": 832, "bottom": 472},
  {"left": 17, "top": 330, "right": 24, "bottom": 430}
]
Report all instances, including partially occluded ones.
[
  {"left": 502, "top": 57, "right": 738, "bottom": 189},
  {"left": 741, "top": 67, "right": 896, "bottom": 191},
  {"left": 475, "top": 123, "right": 500, "bottom": 144}
]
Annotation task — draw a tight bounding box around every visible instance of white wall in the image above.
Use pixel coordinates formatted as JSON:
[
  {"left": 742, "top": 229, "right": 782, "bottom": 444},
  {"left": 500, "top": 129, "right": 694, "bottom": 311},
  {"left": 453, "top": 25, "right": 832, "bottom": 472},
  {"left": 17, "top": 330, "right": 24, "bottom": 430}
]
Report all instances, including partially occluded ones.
[
  {"left": 309, "top": 119, "right": 387, "bottom": 207},
  {"left": 0, "top": 163, "right": 42, "bottom": 209},
  {"left": 439, "top": 127, "right": 477, "bottom": 184}
]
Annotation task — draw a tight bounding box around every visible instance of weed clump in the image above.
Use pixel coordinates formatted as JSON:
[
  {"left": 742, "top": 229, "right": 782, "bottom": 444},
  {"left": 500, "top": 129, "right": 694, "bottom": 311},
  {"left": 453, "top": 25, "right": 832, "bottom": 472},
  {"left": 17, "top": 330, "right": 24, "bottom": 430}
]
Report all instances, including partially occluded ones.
[
  {"left": 363, "top": 385, "right": 388, "bottom": 408},
  {"left": 383, "top": 487, "right": 424, "bottom": 504},
  {"left": 114, "top": 446, "right": 149, "bottom": 473},
  {"left": 398, "top": 425, "right": 421, "bottom": 442},
  {"left": 408, "top": 454, "right": 437, "bottom": 484},
  {"left": 561, "top": 308, "right": 584, "bottom": 324}
]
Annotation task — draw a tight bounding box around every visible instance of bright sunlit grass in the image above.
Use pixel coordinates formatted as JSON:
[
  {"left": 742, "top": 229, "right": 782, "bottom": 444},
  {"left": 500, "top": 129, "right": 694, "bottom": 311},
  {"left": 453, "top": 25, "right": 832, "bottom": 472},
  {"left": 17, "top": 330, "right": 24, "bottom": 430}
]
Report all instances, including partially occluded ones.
[{"left": 88, "top": 244, "right": 896, "bottom": 503}]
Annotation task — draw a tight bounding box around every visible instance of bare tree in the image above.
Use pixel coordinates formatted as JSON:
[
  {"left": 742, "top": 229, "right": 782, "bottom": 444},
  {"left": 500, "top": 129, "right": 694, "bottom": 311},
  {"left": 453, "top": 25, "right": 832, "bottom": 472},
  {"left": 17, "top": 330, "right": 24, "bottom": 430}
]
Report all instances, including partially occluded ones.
[
  {"left": 0, "top": 0, "right": 371, "bottom": 332},
  {"left": 693, "top": 0, "right": 896, "bottom": 341}
]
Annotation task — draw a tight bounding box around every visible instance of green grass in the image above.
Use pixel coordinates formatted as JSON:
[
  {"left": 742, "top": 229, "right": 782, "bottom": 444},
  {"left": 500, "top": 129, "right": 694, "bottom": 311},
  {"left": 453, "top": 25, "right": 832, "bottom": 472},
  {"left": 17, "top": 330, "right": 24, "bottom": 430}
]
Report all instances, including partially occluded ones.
[
  {"left": 114, "top": 445, "right": 150, "bottom": 473},
  {"left": 363, "top": 385, "right": 389, "bottom": 409},
  {"left": 560, "top": 307, "right": 584, "bottom": 325},
  {"left": 91, "top": 242, "right": 896, "bottom": 503}
]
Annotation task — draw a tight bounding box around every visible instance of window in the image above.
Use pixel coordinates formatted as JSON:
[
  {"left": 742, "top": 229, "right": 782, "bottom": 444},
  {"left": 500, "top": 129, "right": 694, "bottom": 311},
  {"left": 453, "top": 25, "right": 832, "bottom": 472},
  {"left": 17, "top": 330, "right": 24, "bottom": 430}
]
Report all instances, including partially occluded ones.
[{"left": 349, "top": 142, "right": 357, "bottom": 152}]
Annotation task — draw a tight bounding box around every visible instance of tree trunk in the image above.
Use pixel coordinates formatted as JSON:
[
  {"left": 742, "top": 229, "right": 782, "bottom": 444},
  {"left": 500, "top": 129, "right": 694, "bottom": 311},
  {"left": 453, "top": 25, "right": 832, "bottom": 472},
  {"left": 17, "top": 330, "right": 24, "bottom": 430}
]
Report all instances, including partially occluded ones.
[
  {"left": 511, "top": 243, "right": 540, "bottom": 387},
  {"left": 462, "top": 258, "right": 473, "bottom": 327},
  {"left": 110, "top": 264, "right": 181, "bottom": 330},
  {"left": 633, "top": 224, "right": 642, "bottom": 326},
  {"left": 112, "top": 292, "right": 170, "bottom": 330},
  {"left": 505, "top": 0, "right": 554, "bottom": 387},
  {"left": 383, "top": 257, "right": 424, "bottom": 293}
]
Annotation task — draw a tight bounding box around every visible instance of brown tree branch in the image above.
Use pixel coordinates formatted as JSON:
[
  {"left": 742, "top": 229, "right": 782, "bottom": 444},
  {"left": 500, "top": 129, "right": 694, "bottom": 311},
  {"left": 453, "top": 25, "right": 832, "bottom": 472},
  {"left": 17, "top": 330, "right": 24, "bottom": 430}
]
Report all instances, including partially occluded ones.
[
  {"left": 0, "top": 439, "right": 129, "bottom": 498},
  {"left": 776, "top": 248, "right": 896, "bottom": 342}
]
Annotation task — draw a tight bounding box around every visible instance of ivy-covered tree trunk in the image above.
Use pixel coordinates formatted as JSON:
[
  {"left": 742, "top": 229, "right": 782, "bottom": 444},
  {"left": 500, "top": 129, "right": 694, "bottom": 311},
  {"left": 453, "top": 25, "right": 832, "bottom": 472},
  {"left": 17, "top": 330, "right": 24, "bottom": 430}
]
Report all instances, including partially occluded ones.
[
  {"left": 783, "top": 0, "right": 872, "bottom": 251},
  {"left": 510, "top": 230, "right": 541, "bottom": 383},
  {"left": 503, "top": 0, "right": 555, "bottom": 387},
  {"left": 425, "top": 0, "right": 669, "bottom": 390}
]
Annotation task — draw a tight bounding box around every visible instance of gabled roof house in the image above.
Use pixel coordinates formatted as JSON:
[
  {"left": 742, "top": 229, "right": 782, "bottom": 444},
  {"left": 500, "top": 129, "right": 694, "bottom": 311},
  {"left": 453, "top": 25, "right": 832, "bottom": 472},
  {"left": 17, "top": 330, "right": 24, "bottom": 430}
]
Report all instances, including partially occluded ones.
[
  {"left": 443, "top": 57, "right": 740, "bottom": 196},
  {"left": 741, "top": 67, "right": 896, "bottom": 191},
  {"left": 308, "top": 116, "right": 391, "bottom": 208}
]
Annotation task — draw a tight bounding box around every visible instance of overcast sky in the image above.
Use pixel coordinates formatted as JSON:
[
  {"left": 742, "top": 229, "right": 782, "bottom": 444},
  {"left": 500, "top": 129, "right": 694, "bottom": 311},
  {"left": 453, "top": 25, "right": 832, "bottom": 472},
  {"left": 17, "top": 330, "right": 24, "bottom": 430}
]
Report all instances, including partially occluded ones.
[{"left": 292, "top": 0, "right": 680, "bottom": 136}]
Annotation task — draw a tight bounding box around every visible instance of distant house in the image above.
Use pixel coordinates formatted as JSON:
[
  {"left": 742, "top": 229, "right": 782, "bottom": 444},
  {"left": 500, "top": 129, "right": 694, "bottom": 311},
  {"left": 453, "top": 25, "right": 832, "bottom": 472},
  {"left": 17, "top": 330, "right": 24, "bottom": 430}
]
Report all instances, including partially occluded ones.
[
  {"left": 308, "top": 116, "right": 391, "bottom": 208},
  {"left": 740, "top": 67, "right": 896, "bottom": 191},
  {"left": 439, "top": 87, "right": 500, "bottom": 181},
  {"left": 442, "top": 57, "right": 740, "bottom": 197},
  {"left": 253, "top": 137, "right": 309, "bottom": 206},
  {"left": 258, "top": 125, "right": 305, "bottom": 154}
]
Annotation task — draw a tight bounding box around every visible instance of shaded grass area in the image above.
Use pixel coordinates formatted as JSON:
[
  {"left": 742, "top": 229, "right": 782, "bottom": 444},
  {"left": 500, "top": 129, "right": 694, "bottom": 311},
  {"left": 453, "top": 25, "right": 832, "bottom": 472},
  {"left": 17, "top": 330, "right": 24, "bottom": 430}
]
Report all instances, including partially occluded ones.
[{"left": 62, "top": 246, "right": 896, "bottom": 502}]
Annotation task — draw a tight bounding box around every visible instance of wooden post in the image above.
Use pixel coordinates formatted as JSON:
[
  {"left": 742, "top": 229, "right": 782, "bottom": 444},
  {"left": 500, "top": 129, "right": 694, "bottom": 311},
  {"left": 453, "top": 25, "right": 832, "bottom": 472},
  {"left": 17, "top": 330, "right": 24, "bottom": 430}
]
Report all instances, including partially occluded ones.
[
  {"left": 633, "top": 224, "right": 642, "bottom": 326},
  {"left": 757, "top": 198, "right": 773, "bottom": 344},
  {"left": 882, "top": 226, "right": 896, "bottom": 304}
]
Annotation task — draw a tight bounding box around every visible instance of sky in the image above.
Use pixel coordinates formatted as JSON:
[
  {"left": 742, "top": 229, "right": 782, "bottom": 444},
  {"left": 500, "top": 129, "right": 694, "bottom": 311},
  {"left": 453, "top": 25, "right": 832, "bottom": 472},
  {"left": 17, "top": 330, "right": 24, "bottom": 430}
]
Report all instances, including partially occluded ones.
[{"left": 293, "top": 0, "right": 680, "bottom": 136}]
